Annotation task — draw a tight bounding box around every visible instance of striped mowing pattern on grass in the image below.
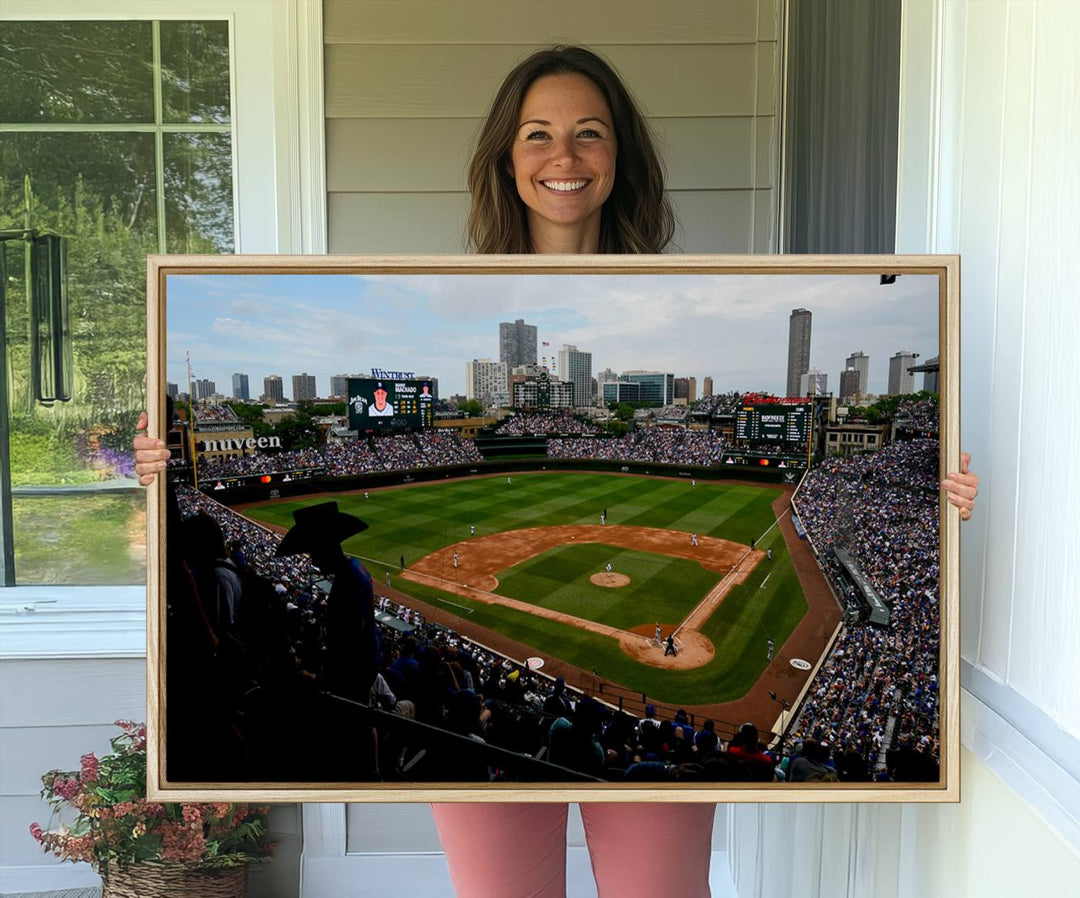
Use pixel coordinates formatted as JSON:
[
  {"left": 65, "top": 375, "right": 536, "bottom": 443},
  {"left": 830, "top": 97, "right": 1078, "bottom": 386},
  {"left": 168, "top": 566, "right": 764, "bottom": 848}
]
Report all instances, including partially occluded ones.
[{"left": 243, "top": 472, "right": 807, "bottom": 704}]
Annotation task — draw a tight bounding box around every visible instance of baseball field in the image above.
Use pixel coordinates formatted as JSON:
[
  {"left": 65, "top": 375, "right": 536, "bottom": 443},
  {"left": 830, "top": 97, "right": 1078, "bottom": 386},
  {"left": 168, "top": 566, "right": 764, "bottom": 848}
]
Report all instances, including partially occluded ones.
[{"left": 241, "top": 471, "right": 809, "bottom": 707}]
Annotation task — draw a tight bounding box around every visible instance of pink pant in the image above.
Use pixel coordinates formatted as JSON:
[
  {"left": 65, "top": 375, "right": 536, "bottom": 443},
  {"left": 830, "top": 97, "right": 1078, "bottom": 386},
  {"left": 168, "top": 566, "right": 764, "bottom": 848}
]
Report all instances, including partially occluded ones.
[{"left": 431, "top": 802, "right": 715, "bottom": 898}]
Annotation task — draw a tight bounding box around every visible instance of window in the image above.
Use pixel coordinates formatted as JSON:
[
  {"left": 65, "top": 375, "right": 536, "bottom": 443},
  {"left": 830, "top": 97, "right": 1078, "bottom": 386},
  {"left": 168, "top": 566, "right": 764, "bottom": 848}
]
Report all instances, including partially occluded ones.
[{"left": 1, "top": 19, "right": 234, "bottom": 584}]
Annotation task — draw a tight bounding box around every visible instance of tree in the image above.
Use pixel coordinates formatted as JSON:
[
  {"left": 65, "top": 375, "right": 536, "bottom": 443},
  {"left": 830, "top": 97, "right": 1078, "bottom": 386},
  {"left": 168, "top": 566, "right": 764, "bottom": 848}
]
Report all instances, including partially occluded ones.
[
  {"left": 272, "top": 407, "right": 321, "bottom": 451},
  {"left": 460, "top": 399, "right": 484, "bottom": 418}
]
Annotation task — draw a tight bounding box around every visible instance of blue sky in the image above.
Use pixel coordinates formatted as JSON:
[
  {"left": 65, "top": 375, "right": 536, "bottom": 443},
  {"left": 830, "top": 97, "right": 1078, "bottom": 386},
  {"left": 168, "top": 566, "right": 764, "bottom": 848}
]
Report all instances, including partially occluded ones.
[{"left": 166, "top": 272, "right": 940, "bottom": 400}]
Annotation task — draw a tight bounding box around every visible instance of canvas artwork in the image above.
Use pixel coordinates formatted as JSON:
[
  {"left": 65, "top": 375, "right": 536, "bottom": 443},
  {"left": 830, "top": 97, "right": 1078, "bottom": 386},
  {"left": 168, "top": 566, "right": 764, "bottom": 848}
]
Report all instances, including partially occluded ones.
[{"left": 146, "top": 255, "right": 959, "bottom": 803}]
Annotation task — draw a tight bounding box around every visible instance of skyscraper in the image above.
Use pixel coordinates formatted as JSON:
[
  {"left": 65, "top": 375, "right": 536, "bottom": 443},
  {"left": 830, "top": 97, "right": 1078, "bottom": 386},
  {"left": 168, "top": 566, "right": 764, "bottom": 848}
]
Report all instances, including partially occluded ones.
[
  {"left": 674, "top": 377, "right": 697, "bottom": 403},
  {"left": 557, "top": 344, "right": 593, "bottom": 408},
  {"left": 702, "top": 376, "right": 714, "bottom": 397},
  {"left": 786, "top": 309, "right": 812, "bottom": 397},
  {"left": 499, "top": 319, "right": 538, "bottom": 369},
  {"left": 799, "top": 370, "right": 828, "bottom": 397},
  {"left": 263, "top": 375, "right": 284, "bottom": 403},
  {"left": 232, "top": 373, "right": 249, "bottom": 401},
  {"left": 888, "top": 351, "right": 919, "bottom": 395},
  {"left": 839, "top": 368, "right": 861, "bottom": 401},
  {"left": 465, "top": 359, "right": 508, "bottom": 407},
  {"left": 292, "top": 373, "right": 317, "bottom": 402},
  {"left": 845, "top": 351, "right": 870, "bottom": 395},
  {"left": 330, "top": 374, "right": 350, "bottom": 398},
  {"left": 194, "top": 378, "right": 216, "bottom": 400}
]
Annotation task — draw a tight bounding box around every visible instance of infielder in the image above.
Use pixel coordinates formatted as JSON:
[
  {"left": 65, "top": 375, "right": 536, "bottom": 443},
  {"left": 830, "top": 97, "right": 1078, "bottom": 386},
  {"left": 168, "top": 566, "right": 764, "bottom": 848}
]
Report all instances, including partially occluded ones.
[
  {"left": 690, "top": 532, "right": 698, "bottom": 547},
  {"left": 453, "top": 552, "right": 459, "bottom": 569},
  {"left": 470, "top": 524, "right": 476, "bottom": 536}
]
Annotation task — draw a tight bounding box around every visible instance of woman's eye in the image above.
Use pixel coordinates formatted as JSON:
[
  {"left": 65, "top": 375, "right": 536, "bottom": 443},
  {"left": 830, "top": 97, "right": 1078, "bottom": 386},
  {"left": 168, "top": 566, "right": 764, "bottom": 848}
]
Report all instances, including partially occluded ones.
[
  {"left": 578, "top": 129, "right": 602, "bottom": 138},
  {"left": 524, "top": 130, "right": 550, "bottom": 140}
]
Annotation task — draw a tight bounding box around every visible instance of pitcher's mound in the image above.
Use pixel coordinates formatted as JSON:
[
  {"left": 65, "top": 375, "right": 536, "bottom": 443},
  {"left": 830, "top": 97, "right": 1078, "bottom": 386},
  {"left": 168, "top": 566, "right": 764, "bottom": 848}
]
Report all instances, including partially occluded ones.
[{"left": 590, "top": 572, "right": 630, "bottom": 588}]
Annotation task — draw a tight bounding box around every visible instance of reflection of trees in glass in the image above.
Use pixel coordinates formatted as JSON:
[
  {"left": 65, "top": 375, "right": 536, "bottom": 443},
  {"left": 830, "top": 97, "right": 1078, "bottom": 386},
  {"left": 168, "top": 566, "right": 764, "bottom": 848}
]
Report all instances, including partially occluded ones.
[
  {"left": 164, "top": 133, "right": 234, "bottom": 253},
  {"left": 0, "top": 22, "right": 154, "bottom": 123},
  {"left": 160, "top": 21, "right": 231, "bottom": 124},
  {"left": 2, "top": 20, "right": 234, "bottom": 583}
]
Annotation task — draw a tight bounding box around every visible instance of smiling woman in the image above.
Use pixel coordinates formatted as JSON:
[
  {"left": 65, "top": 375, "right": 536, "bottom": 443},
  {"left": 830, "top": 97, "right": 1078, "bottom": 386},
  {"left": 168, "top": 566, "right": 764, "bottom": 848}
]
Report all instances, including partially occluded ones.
[{"left": 466, "top": 45, "right": 674, "bottom": 255}]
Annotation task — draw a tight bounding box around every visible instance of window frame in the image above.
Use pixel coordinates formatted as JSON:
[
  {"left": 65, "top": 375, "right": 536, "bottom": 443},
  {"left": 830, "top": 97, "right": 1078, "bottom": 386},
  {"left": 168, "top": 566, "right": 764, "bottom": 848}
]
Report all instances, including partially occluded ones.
[{"left": 0, "top": 0, "right": 325, "bottom": 646}]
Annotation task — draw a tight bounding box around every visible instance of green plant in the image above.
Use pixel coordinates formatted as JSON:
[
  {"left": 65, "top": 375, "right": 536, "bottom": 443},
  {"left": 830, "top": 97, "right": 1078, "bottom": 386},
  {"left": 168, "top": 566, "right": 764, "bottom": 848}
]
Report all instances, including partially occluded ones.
[{"left": 30, "top": 721, "right": 273, "bottom": 873}]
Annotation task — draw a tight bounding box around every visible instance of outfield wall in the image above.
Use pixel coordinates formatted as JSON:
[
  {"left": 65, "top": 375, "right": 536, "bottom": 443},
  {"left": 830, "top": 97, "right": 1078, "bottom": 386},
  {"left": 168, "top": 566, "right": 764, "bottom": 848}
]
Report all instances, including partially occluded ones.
[{"left": 207, "top": 457, "right": 797, "bottom": 506}]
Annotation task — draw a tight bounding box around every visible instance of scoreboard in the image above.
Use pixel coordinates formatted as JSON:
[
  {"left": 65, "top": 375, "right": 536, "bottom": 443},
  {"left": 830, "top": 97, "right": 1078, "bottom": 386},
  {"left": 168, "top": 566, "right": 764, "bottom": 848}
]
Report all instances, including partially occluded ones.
[
  {"left": 347, "top": 377, "right": 436, "bottom": 431},
  {"left": 735, "top": 403, "right": 810, "bottom": 443}
]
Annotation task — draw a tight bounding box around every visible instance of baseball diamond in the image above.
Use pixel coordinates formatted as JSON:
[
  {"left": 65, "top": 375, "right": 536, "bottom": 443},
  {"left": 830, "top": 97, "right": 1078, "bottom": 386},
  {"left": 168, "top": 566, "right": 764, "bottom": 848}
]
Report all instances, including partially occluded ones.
[{"left": 240, "top": 471, "right": 840, "bottom": 719}]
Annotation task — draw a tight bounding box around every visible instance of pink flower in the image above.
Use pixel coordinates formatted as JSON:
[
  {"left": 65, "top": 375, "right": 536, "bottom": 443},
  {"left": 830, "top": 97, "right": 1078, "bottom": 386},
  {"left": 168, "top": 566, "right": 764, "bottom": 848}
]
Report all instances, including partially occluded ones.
[
  {"left": 181, "top": 805, "right": 202, "bottom": 824},
  {"left": 79, "top": 753, "right": 99, "bottom": 782},
  {"left": 52, "top": 777, "right": 80, "bottom": 801},
  {"left": 30, "top": 822, "right": 43, "bottom": 842},
  {"left": 112, "top": 801, "right": 136, "bottom": 818}
]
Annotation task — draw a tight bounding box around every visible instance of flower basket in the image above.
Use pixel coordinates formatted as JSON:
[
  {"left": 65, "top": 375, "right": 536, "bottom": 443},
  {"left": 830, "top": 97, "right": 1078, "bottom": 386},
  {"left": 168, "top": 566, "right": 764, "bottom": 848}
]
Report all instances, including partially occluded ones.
[
  {"left": 30, "top": 721, "right": 273, "bottom": 891},
  {"left": 101, "top": 862, "right": 247, "bottom": 898}
]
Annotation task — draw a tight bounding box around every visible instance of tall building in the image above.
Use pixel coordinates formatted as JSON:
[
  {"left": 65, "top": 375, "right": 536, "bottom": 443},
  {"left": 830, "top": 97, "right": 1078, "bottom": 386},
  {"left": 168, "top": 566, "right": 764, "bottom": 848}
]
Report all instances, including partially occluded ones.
[
  {"left": 292, "top": 373, "right": 317, "bottom": 402},
  {"left": 839, "top": 368, "right": 861, "bottom": 401},
  {"left": 263, "top": 375, "right": 284, "bottom": 403},
  {"left": 702, "top": 376, "right": 714, "bottom": 397},
  {"left": 557, "top": 344, "right": 593, "bottom": 408},
  {"left": 499, "top": 319, "right": 538, "bottom": 369},
  {"left": 674, "top": 377, "right": 697, "bottom": 403},
  {"left": 621, "top": 370, "right": 674, "bottom": 405},
  {"left": 922, "top": 356, "right": 940, "bottom": 393},
  {"left": 166, "top": 382, "right": 179, "bottom": 398},
  {"left": 799, "top": 369, "right": 828, "bottom": 397},
  {"left": 465, "top": 359, "right": 508, "bottom": 406},
  {"left": 330, "top": 374, "right": 352, "bottom": 398},
  {"left": 888, "top": 351, "right": 919, "bottom": 395},
  {"left": 845, "top": 351, "right": 870, "bottom": 395},
  {"left": 786, "top": 308, "right": 813, "bottom": 397},
  {"left": 231, "top": 373, "right": 249, "bottom": 401},
  {"left": 193, "top": 378, "right": 216, "bottom": 399}
]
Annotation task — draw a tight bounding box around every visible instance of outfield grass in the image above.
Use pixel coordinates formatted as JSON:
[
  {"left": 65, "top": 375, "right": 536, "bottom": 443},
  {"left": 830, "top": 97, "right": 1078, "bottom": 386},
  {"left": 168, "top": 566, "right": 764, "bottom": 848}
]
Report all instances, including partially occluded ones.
[{"left": 244, "top": 472, "right": 807, "bottom": 704}]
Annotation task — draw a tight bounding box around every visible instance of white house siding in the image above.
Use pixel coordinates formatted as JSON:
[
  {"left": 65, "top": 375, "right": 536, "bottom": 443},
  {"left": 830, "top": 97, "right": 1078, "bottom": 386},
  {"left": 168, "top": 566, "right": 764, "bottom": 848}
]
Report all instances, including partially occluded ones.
[{"left": 324, "top": 0, "right": 781, "bottom": 254}]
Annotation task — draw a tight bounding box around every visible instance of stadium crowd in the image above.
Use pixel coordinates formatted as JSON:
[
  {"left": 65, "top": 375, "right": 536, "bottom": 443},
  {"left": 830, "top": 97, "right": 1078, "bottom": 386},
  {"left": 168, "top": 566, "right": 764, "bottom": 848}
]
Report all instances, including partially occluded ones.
[
  {"left": 547, "top": 428, "right": 729, "bottom": 466},
  {"left": 495, "top": 411, "right": 599, "bottom": 436},
  {"left": 787, "top": 435, "right": 941, "bottom": 778},
  {"left": 187, "top": 432, "right": 481, "bottom": 480}
]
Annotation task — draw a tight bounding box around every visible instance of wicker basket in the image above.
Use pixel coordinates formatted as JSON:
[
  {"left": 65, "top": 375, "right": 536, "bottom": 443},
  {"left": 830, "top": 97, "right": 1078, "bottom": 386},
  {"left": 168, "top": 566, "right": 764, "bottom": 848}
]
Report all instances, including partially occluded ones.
[{"left": 100, "top": 862, "right": 247, "bottom": 898}]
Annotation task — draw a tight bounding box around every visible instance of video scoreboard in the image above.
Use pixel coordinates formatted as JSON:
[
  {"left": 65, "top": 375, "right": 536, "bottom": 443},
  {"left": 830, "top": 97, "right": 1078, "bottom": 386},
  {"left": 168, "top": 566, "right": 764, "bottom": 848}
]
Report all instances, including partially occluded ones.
[
  {"left": 735, "top": 403, "right": 810, "bottom": 443},
  {"left": 347, "top": 377, "right": 436, "bottom": 431}
]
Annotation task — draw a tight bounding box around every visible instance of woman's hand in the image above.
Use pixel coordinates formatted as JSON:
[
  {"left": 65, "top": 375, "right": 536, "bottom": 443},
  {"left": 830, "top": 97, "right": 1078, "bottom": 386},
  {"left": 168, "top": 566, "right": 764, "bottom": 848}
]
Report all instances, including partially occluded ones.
[
  {"left": 133, "top": 411, "right": 169, "bottom": 486},
  {"left": 941, "top": 452, "right": 979, "bottom": 521}
]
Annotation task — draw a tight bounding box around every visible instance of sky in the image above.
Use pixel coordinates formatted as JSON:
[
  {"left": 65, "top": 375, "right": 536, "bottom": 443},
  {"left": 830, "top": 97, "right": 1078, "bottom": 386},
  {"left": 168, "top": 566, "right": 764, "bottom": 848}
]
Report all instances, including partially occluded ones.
[{"left": 165, "top": 272, "right": 940, "bottom": 401}]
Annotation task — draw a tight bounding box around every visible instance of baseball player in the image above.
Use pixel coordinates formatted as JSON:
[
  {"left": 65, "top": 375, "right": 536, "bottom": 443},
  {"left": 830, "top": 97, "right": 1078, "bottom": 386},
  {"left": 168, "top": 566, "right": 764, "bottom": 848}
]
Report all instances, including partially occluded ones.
[
  {"left": 384, "top": 571, "right": 391, "bottom": 587},
  {"left": 654, "top": 623, "right": 663, "bottom": 647},
  {"left": 600, "top": 511, "right": 606, "bottom": 525},
  {"left": 470, "top": 524, "right": 476, "bottom": 536},
  {"left": 767, "top": 548, "right": 773, "bottom": 560},
  {"left": 605, "top": 562, "right": 612, "bottom": 576},
  {"left": 767, "top": 637, "right": 775, "bottom": 661},
  {"left": 690, "top": 532, "right": 698, "bottom": 546},
  {"left": 453, "top": 552, "right": 459, "bottom": 569}
]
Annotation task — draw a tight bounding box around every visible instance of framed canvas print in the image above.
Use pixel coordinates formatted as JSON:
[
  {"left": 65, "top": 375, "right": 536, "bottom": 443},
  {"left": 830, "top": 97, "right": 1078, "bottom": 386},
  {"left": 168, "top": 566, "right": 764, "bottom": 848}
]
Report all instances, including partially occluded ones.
[{"left": 145, "top": 254, "right": 959, "bottom": 803}]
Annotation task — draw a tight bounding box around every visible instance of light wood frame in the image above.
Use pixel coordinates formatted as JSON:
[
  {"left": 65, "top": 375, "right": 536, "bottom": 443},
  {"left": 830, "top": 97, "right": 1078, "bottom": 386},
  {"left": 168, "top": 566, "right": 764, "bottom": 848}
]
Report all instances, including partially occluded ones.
[{"left": 146, "top": 253, "right": 960, "bottom": 803}]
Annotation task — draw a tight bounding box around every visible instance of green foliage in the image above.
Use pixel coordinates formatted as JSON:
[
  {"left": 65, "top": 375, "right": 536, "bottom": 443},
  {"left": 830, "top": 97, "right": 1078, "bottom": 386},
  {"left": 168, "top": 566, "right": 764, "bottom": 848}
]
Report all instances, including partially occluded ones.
[
  {"left": 460, "top": 399, "right": 484, "bottom": 418},
  {"left": 272, "top": 406, "right": 320, "bottom": 450},
  {"left": 225, "top": 401, "right": 273, "bottom": 438}
]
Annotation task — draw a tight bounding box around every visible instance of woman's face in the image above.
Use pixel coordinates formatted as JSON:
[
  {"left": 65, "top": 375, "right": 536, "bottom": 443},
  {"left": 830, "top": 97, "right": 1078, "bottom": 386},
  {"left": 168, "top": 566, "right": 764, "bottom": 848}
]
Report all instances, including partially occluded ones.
[{"left": 509, "top": 73, "right": 616, "bottom": 244}]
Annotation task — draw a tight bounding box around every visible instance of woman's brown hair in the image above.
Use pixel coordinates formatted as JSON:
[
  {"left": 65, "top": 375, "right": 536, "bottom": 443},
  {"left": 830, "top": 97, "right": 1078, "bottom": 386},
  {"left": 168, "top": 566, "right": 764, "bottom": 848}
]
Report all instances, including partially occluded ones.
[{"left": 466, "top": 46, "right": 675, "bottom": 254}]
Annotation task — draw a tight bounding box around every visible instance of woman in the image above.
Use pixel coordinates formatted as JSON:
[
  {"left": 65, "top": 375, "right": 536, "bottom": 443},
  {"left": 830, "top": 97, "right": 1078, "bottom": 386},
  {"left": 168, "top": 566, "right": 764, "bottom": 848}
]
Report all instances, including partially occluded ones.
[{"left": 135, "top": 45, "right": 979, "bottom": 898}]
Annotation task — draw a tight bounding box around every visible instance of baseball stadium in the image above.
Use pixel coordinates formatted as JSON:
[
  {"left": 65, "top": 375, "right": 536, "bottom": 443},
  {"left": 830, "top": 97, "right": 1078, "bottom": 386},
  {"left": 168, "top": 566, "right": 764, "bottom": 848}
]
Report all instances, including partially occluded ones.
[{"left": 164, "top": 387, "right": 942, "bottom": 787}]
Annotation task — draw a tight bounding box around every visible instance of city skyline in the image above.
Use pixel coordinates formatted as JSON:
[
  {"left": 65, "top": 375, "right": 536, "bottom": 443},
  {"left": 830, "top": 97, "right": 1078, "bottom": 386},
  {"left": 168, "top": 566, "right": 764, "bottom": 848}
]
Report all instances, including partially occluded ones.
[{"left": 166, "top": 273, "right": 940, "bottom": 401}]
